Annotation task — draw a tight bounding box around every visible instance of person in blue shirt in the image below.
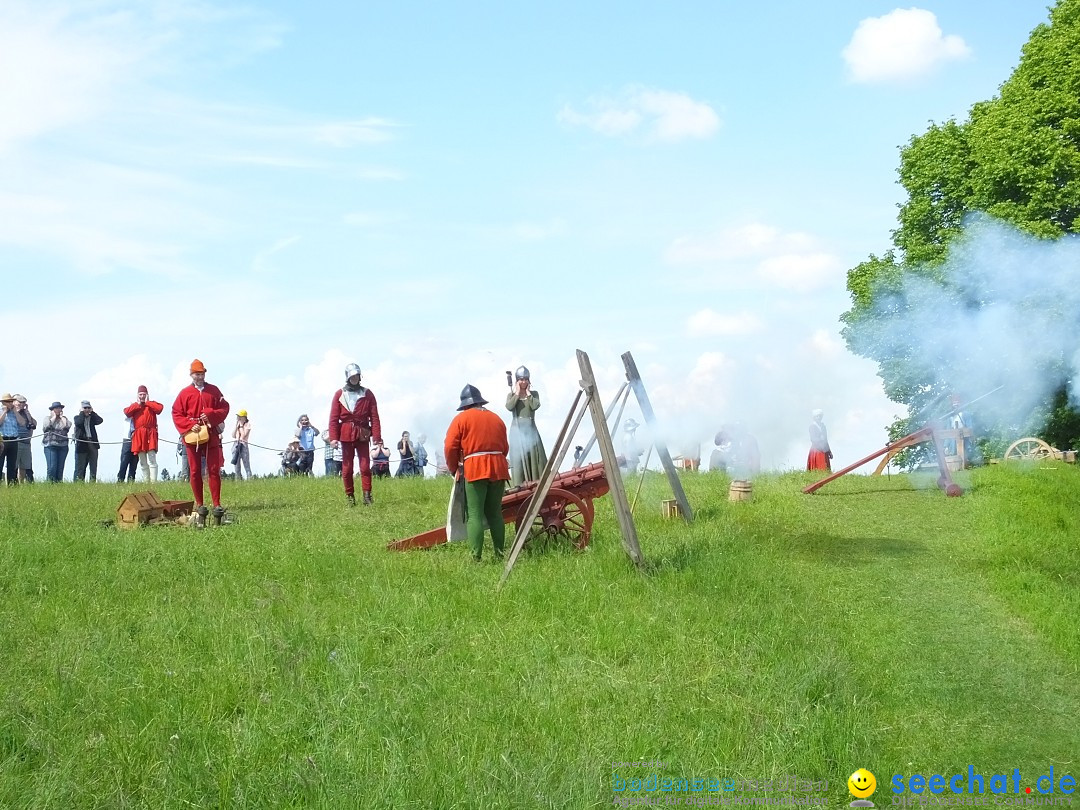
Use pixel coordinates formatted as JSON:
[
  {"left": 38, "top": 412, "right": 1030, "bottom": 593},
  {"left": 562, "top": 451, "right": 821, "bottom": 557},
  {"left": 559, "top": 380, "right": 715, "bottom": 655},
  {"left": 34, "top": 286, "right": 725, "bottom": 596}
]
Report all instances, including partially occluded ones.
[{"left": 293, "top": 414, "right": 321, "bottom": 476}]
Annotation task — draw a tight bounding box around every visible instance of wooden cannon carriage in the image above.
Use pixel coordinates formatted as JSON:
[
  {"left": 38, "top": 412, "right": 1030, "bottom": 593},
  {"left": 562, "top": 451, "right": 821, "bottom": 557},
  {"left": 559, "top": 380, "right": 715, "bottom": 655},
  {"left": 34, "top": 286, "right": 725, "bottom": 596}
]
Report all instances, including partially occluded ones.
[{"left": 387, "top": 460, "right": 612, "bottom": 552}]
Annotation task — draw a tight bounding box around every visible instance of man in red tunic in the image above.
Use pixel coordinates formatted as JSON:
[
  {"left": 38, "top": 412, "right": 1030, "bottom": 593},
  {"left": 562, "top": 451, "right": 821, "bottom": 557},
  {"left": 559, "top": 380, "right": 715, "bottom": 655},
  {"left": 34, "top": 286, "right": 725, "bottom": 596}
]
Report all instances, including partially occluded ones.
[
  {"left": 328, "top": 363, "right": 383, "bottom": 506},
  {"left": 124, "top": 385, "right": 163, "bottom": 482},
  {"left": 444, "top": 384, "right": 510, "bottom": 562},
  {"left": 172, "top": 359, "right": 230, "bottom": 525}
]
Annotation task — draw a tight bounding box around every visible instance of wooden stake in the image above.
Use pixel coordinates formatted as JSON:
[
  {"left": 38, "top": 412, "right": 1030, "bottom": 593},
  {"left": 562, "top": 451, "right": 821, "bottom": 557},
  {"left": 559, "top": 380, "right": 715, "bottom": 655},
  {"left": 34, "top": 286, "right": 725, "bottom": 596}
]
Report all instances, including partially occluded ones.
[
  {"left": 621, "top": 351, "right": 693, "bottom": 523},
  {"left": 572, "top": 382, "right": 629, "bottom": 469},
  {"left": 499, "top": 389, "right": 588, "bottom": 587},
  {"left": 581, "top": 350, "right": 643, "bottom": 566}
]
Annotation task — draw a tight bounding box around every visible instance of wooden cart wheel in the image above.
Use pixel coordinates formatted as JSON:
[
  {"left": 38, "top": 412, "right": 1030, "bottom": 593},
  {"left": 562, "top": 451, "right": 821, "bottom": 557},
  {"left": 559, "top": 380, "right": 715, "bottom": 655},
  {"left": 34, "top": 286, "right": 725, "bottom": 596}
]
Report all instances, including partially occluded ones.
[
  {"left": 1004, "top": 437, "right": 1055, "bottom": 461},
  {"left": 515, "top": 487, "right": 593, "bottom": 550}
]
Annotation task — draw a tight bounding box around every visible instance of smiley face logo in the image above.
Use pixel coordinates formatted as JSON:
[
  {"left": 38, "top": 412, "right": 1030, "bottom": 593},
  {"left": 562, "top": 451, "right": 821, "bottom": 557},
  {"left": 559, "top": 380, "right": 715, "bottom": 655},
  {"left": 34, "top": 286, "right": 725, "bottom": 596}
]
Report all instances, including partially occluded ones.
[{"left": 848, "top": 769, "right": 877, "bottom": 799}]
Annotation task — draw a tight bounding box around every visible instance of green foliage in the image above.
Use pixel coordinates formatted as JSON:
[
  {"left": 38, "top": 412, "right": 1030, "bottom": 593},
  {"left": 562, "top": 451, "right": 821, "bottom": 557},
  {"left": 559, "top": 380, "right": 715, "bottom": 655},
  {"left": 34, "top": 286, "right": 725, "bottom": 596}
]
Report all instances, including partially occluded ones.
[
  {"left": 0, "top": 471, "right": 1078, "bottom": 806},
  {"left": 842, "top": 0, "right": 1080, "bottom": 463}
]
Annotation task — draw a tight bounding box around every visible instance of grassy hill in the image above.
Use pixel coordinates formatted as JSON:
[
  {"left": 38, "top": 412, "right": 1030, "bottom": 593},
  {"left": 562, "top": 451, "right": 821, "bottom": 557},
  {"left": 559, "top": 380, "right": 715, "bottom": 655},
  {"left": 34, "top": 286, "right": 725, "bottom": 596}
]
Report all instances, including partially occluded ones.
[{"left": 1, "top": 464, "right": 1077, "bottom": 808}]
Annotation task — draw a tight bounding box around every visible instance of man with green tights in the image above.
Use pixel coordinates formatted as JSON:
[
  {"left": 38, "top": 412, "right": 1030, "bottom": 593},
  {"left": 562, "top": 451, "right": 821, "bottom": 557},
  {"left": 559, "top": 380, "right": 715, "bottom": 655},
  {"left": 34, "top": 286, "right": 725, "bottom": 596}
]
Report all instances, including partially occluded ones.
[{"left": 444, "top": 384, "right": 511, "bottom": 561}]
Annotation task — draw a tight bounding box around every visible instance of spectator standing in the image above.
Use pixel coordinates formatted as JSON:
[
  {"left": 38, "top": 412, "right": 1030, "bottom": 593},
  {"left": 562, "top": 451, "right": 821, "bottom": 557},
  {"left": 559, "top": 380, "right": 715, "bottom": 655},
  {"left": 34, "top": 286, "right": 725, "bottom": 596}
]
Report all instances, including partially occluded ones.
[
  {"left": 396, "top": 431, "right": 420, "bottom": 477},
  {"left": 172, "top": 359, "right": 230, "bottom": 526},
  {"left": 13, "top": 395, "right": 37, "bottom": 483},
  {"left": 444, "top": 384, "right": 511, "bottom": 562},
  {"left": 0, "top": 394, "right": 21, "bottom": 483},
  {"left": 42, "top": 401, "right": 72, "bottom": 482},
  {"left": 176, "top": 441, "right": 189, "bottom": 481},
  {"left": 232, "top": 410, "right": 252, "bottom": 480},
  {"left": 328, "top": 363, "right": 383, "bottom": 506},
  {"left": 371, "top": 443, "right": 391, "bottom": 478},
  {"left": 281, "top": 439, "right": 302, "bottom": 476},
  {"left": 414, "top": 433, "right": 429, "bottom": 475},
  {"left": 125, "top": 385, "right": 163, "bottom": 482},
  {"left": 323, "top": 432, "right": 342, "bottom": 477},
  {"left": 117, "top": 416, "right": 138, "bottom": 482},
  {"left": 294, "top": 415, "right": 320, "bottom": 476},
  {"left": 73, "top": 400, "right": 103, "bottom": 482}
]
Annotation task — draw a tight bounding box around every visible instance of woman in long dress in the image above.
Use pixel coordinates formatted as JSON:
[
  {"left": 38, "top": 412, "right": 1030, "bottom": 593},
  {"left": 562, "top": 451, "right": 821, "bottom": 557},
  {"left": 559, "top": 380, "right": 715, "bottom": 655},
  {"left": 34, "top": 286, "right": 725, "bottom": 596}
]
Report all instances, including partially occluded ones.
[{"left": 505, "top": 365, "right": 548, "bottom": 487}]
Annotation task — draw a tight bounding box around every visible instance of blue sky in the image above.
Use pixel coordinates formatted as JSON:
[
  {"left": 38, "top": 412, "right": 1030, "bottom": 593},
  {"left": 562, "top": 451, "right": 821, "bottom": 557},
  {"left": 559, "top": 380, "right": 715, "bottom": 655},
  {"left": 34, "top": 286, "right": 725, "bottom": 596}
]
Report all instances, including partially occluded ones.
[{"left": 0, "top": 0, "right": 1055, "bottom": 477}]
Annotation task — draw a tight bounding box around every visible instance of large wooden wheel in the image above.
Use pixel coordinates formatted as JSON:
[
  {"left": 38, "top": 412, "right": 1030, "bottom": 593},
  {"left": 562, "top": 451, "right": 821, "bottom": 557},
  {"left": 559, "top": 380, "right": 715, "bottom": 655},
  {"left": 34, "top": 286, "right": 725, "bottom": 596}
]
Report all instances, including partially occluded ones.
[
  {"left": 1004, "top": 437, "right": 1055, "bottom": 461},
  {"left": 515, "top": 487, "right": 594, "bottom": 550}
]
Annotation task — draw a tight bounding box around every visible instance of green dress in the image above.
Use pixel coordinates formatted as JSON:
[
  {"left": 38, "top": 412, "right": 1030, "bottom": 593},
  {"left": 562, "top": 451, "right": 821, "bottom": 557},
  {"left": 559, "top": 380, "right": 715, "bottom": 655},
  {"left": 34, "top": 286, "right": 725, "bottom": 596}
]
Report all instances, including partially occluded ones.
[{"left": 506, "top": 391, "right": 548, "bottom": 487}]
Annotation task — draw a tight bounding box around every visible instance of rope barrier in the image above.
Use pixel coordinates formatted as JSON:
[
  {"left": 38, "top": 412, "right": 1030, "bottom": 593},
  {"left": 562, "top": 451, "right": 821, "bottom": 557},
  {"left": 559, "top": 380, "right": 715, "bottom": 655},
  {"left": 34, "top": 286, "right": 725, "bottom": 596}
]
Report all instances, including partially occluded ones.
[{"left": 7, "top": 429, "right": 433, "bottom": 466}]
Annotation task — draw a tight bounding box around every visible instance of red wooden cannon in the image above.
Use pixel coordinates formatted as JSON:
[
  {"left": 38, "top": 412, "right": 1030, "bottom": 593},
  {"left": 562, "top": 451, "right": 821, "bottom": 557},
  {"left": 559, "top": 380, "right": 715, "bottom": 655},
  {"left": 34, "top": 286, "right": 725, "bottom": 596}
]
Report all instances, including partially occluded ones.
[{"left": 387, "top": 459, "right": 613, "bottom": 551}]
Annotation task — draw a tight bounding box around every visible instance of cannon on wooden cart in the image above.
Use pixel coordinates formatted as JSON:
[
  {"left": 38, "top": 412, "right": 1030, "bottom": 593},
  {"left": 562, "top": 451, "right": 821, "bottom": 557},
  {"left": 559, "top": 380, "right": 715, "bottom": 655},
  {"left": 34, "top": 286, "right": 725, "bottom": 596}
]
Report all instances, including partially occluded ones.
[{"left": 387, "top": 459, "right": 613, "bottom": 552}]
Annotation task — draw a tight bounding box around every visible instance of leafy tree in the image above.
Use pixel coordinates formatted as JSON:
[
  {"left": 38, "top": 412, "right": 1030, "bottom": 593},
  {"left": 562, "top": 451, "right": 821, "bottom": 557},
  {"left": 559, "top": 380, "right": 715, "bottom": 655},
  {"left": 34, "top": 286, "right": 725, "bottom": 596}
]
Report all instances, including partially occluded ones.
[{"left": 842, "top": 0, "right": 1080, "bottom": 464}]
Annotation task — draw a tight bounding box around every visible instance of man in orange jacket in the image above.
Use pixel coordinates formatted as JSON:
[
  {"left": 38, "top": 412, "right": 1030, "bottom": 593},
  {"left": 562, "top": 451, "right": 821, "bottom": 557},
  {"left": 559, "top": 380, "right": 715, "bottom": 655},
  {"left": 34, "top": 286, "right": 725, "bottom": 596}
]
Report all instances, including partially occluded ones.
[{"left": 444, "top": 384, "right": 510, "bottom": 562}]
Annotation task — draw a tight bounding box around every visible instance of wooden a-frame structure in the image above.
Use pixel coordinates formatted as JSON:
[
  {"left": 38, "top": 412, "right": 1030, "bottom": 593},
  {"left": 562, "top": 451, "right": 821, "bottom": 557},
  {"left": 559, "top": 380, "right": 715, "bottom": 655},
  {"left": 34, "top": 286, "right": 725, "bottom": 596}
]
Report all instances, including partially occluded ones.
[{"left": 499, "top": 349, "right": 693, "bottom": 586}]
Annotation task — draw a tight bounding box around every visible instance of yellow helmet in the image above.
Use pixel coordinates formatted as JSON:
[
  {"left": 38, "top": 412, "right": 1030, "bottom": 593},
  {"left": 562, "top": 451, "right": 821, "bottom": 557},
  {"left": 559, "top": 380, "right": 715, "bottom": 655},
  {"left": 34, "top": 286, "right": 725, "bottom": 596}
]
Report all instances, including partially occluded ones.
[{"left": 237, "top": 409, "right": 248, "bottom": 417}]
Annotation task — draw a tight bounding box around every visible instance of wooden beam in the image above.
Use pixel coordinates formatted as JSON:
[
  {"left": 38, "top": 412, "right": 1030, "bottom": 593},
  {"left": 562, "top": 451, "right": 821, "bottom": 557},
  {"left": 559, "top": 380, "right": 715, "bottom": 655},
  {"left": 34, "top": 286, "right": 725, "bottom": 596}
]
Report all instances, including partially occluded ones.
[
  {"left": 499, "top": 389, "right": 587, "bottom": 587},
  {"left": 803, "top": 426, "right": 935, "bottom": 494},
  {"left": 582, "top": 350, "right": 643, "bottom": 567},
  {"left": 621, "top": 351, "right": 693, "bottom": 524},
  {"left": 572, "top": 382, "right": 629, "bottom": 469}
]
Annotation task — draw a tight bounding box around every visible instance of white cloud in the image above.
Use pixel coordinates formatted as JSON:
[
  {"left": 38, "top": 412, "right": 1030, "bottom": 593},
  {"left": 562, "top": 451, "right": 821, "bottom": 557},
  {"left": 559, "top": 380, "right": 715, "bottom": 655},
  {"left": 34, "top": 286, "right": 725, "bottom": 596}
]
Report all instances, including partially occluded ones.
[
  {"left": 664, "top": 223, "right": 815, "bottom": 264},
  {"left": 558, "top": 86, "right": 720, "bottom": 142},
  {"left": 690, "top": 351, "right": 734, "bottom": 379},
  {"left": 343, "top": 211, "right": 404, "bottom": 228},
  {"left": 312, "top": 119, "right": 400, "bottom": 146},
  {"left": 252, "top": 235, "right": 301, "bottom": 274},
  {"left": 0, "top": 4, "right": 139, "bottom": 150},
  {"left": 686, "top": 309, "right": 764, "bottom": 337},
  {"left": 757, "top": 253, "right": 841, "bottom": 292},
  {"left": 843, "top": 8, "right": 971, "bottom": 83},
  {"left": 508, "top": 219, "right": 568, "bottom": 241},
  {"left": 0, "top": 4, "right": 402, "bottom": 278},
  {"left": 664, "top": 222, "right": 839, "bottom": 294}
]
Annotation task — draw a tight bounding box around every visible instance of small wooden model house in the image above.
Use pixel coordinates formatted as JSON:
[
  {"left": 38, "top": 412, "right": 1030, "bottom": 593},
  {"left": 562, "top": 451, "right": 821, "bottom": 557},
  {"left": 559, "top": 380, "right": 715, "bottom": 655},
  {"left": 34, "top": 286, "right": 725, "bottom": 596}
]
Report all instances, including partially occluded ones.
[{"left": 116, "top": 491, "right": 195, "bottom": 529}]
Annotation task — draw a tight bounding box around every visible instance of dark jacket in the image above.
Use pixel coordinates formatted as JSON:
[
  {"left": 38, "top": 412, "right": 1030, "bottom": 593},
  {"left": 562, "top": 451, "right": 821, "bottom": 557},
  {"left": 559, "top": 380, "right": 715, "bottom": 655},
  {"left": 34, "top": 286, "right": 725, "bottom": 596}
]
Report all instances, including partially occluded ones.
[{"left": 73, "top": 411, "right": 104, "bottom": 450}]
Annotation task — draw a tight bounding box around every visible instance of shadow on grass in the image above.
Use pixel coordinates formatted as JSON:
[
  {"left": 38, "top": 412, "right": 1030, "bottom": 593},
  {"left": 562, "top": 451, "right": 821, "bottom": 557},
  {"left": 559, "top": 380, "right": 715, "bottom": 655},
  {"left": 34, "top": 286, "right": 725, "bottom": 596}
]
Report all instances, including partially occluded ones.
[
  {"left": 640, "top": 541, "right": 707, "bottom": 575},
  {"left": 806, "top": 486, "right": 942, "bottom": 497},
  {"left": 786, "top": 532, "right": 926, "bottom": 564}
]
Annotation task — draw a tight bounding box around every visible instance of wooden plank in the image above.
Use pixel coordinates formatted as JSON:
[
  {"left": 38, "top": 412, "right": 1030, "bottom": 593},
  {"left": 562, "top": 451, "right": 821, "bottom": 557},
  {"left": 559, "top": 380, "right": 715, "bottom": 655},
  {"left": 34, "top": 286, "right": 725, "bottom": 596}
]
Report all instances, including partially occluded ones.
[
  {"left": 581, "top": 350, "right": 643, "bottom": 567},
  {"left": 804, "top": 426, "right": 934, "bottom": 494},
  {"left": 571, "top": 382, "right": 629, "bottom": 469},
  {"left": 499, "top": 388, "right": 587, "bottom": 587},
  {"left": 620, "top": 351, "right": 693, "bottom": 524}
]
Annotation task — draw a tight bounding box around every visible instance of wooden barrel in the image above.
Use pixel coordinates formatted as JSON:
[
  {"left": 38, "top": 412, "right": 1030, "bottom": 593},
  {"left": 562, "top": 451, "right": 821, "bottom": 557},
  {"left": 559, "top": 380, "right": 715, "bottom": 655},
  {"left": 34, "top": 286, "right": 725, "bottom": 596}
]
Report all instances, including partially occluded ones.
[{"left": 729, "top": 480, "right": 753, "bottom": 502}]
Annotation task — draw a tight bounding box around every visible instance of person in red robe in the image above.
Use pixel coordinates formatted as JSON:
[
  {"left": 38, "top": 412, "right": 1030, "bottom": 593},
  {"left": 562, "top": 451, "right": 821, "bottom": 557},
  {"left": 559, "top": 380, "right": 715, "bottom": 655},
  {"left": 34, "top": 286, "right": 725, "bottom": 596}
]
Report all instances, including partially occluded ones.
[
  {"left": 172, "top": 359, "right": 230, "bottom": 525},
  {"left": 328, "top": 362, "right": 383, "bottom": 506},
  {"left": 807, "top": 409, "right": 833, "bottom": 471},
  {"left": 124, "top": 385, "right": 163, "bottom": 482}
]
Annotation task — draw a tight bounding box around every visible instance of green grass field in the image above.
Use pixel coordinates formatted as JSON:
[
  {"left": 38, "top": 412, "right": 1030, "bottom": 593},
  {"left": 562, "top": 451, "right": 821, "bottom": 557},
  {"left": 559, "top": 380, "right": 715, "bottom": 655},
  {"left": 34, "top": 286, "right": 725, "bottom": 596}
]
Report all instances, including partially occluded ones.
[{"left": 1, "top": 464, "right": 1077, "bottom": 808}]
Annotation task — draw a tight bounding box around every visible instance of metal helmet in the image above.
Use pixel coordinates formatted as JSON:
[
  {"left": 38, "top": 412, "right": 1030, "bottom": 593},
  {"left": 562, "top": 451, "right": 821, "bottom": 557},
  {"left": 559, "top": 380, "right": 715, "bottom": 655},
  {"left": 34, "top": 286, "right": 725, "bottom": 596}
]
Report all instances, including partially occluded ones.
[
  {"left": 514, "top": 365, "right": 530, "bottom": 381},
  {"left": 344, "top": 363, "right": 362, "bottom": 382},
  {"left": 457, "top": 384, "right": 488, "bottom": 411}
]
